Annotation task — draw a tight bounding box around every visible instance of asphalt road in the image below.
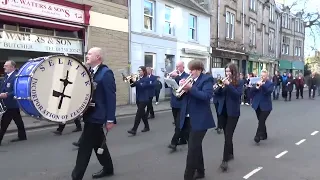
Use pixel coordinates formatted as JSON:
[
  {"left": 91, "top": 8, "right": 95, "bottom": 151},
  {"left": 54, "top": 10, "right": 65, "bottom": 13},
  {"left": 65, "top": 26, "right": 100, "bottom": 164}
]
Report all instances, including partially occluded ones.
[{"left": 1, "top": 97, "right": 320, "bottom": 180}]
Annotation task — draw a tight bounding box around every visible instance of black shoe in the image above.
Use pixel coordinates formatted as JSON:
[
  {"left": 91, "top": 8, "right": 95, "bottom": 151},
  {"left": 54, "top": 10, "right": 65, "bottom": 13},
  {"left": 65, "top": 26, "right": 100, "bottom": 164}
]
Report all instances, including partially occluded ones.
[
  {"left": 194, "top": 169, "right": 205, "bottom": 179},
  {"left": 72, "top": 128, "right": 82, "bottom": 132},
  {"left": 168, "top": 144, "right": 177, "bottom": 151},
  {"left": 148, "top": 115, "right": 155, "bottom": 119},
  {"left": 216, "top": 128, "right": 222, "bottom": 134},
  {"left": 53, "top": 131, "right": 62, "bottom": 135},
  {"left": 72, "top": 142, "right": 80, "bottom": 147},
  {"left": 254, "top": 136, "right": 260, "bottom": 143},
  {"left": 228, "top": 154, "right": 234, "bottom": 161},
  {"left": 141, "top": 128, "right": 150, "bottom": 132},
  {"left": 220, "top": 161, "right": 228, "bottom": 172},
  {"left": 92, "top": 169, "right": 113, "bottom": 179},
  {"left": 10, "top": 138, "right": 27, "bottom": 142},
  {"left": 127, "top": 130, "right": 137, "bottom": 135}
]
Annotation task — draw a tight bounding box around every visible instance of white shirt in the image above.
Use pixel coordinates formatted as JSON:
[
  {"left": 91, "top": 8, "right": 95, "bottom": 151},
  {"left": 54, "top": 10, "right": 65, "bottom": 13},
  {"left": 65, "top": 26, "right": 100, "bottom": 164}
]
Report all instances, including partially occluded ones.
[
  {"left": 91, "top": 64, "right": 100, "bottom": 75},
  {"left": 6, "top": 71, "right": 14, "bottom": 79},
  {"left": 91, "top": 64, "right": 114, "bottom": 124}
]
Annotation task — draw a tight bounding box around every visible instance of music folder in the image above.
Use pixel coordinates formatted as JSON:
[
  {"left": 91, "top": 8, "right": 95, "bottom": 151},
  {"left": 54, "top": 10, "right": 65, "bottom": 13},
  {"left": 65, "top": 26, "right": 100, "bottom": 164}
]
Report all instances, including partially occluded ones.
[{"left": 164, "top": 78, "right": 179, "bottom": 90}]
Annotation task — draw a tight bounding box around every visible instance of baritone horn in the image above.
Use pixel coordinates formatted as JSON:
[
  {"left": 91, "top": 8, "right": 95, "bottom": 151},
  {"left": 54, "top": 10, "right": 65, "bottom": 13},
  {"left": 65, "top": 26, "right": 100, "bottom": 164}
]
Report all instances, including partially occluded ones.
[{"left": 174, "top": 74, "right": 194, "bottom": 98}]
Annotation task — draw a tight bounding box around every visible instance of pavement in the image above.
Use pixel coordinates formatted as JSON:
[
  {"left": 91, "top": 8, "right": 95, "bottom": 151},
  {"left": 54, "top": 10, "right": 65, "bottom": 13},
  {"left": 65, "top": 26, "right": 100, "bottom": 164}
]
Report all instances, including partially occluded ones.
[
  {"left": 7, "top": 101, "right": 172, "bottom": 133},
  {"left": 1, "top": 95, "right": 320, "bottom": 180}
]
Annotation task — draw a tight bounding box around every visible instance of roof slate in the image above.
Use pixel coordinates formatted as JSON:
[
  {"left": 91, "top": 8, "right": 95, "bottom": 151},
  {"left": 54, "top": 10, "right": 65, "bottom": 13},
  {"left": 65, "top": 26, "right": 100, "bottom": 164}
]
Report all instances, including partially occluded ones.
[{"left": 167, "top": 0, "right": 210, "bottom": 15}]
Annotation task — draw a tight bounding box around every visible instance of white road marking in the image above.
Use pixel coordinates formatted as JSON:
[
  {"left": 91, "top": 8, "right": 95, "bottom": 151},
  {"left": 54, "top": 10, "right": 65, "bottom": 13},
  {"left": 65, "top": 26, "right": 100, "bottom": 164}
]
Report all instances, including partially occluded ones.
[
  {"left": 275, "top": 150, "right": 288, "bottom": 159},
  {"left": 311, "top": 131, "right": 319, "bottom": 136},
  {"left": 243, "top": 167, "right": 263, "bottom": 179},
  {"left": 295, "top": 139, "right": 306, "bottom": 145}
]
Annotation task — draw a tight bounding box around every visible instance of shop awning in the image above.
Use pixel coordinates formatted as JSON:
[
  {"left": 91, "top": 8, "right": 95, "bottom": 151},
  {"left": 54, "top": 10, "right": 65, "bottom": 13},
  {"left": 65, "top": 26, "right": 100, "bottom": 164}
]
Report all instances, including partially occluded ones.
[
  {"left": 278, "top": 60, "right": 292, "bottom": 70},
  {"left": 0, "top": 12, "right": 84, "bottom": 31},
  {"left": 292, "top": 60, "right": 304, "bottom": 70}
]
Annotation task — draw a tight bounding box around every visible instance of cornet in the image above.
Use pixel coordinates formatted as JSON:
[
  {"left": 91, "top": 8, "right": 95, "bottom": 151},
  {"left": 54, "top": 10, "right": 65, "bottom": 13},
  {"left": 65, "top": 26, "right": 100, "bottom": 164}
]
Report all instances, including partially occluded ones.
[
  {"left": 164, "top": 70, "right": 178, "bottom": 79},
  {"left": 122, "top": 73, "right": 140, "bottom": 85},
  {"left": 174, "top": 74, "right": 194, "bottom": 98},
  {"left": 214, "top": 77, "right": 229, "bottom": 89},
  {"left": 256, "top": 78, "right": 264, "bottom": 88}
]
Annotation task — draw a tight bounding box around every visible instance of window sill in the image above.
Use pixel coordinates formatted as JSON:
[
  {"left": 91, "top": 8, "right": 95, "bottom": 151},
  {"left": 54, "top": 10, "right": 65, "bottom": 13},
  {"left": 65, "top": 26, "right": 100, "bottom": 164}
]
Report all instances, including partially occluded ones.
[
  {"left": 162, "top": 34, "right": 176, "bottom": 39},
  {"left": 188, "top": 39, "right": 199, "bottom": 44}
]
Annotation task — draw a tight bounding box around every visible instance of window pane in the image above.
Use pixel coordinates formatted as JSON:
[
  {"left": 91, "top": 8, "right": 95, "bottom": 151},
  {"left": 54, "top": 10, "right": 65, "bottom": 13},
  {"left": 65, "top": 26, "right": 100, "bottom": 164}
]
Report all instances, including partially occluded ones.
[
  {"left": 144, "top": 1, "right": 153, "bottom": 16},
  {"left": 55, "top": 30, "right": 78, "bottom": 38},
  {"left": 165, "top": 7, "right": 171, "bottom": 21},
  {"left": 144, "top": 16, "right": 153, "bottom": 30},
  {"left": 164, "top": 22, "right": 172, "bottom": 34},
  {"left": 144, "top": 54, "right": 154, "bottom": 67},
  {"left": 189, "top": 15, "right": 195, "bottom": 28},
  {"left": 188, "top": 29, "right": 195, "bottom": 39}
]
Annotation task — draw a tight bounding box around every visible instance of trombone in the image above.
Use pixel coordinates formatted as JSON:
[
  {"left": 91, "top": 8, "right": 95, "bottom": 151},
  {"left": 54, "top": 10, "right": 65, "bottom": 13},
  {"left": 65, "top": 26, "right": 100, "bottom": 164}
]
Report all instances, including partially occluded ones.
[{"left": 174, "top": 74, "right": 194, "bottom": 98}]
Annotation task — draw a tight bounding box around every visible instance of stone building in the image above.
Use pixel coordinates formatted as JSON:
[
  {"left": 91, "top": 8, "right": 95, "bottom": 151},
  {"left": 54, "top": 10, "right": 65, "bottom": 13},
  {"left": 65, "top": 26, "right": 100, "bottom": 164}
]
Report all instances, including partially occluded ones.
[
  {"left": 245, "top": 0, "right": 280, "bottom": 76},
  {"left": 0, "top": 0, "right": 129, "bottom": 105},
  {"left": 277, "top": 4, "right": 305, "bottom": 76},
  {"left": 209, "top": 0, "right": 305, "bottom": 76}
]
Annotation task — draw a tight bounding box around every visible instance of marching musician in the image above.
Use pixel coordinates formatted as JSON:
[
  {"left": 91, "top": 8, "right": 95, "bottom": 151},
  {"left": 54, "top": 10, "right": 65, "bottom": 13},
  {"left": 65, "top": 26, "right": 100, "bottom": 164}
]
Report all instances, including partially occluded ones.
[
  {"left": 285, "top": 73, "right": 294, "bottom": 101},
  {"left": 145, "top": 67, "right": 156, "bottom": 119},
  {"left": 72, "top": 47, "right": 116, "bottom": 180},
  {"left": 214, "top": 63, "right": 243, "bottom": 172},
  {"left": 0, "top": 60, "right": 27, "bottom": 146},
  {"left": 250, "top": 70, "right": 274, "bottom": 143},
  {"left": 127, "top": 66, "right": 150, "bottom": 135},
  {"left": 168, "top": 61, "right": 189, "bottom": 151},
  {"left": 178, "top": 60, "right": 215, "bottom": 180}
]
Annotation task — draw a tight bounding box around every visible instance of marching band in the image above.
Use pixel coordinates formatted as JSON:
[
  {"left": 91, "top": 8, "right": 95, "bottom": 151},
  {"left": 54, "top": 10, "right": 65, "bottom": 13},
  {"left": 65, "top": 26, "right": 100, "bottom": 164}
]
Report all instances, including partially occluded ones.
[{"left": 0, "top": 48, "right": 317, "bottom": 180}]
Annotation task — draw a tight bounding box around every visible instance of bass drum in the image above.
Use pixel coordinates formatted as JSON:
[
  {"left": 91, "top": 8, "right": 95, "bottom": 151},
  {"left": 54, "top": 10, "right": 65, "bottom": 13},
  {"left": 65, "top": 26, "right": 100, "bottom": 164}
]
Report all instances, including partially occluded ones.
[{"left": 14, "top": 54, "right": 93, "bottom": 123}]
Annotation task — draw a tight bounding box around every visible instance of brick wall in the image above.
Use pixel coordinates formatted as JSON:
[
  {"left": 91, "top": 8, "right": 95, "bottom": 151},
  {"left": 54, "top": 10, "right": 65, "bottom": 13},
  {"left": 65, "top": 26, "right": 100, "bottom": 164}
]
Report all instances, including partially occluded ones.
[{"left": 67, "top": 0, "right": 129, "bottom": 105}]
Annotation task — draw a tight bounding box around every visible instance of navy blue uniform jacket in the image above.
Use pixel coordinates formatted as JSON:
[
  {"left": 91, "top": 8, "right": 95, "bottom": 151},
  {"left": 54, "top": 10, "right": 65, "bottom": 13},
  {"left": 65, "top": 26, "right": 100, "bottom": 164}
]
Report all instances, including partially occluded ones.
[
  {"left": 214, "top": 80, "right": 244, "bottom": 117},
  {"left": 1, "top": 70, "right": 19, "bottom": 109},
  {"left": 89, "top": 65, "right": 116, "bottom": 124},
  {"left": 170, "top": 72, "right": 189, "bottom": 108},
  {"left": 131, "top": 76, "right": 152, "bottom": 103},
  {"left": 147, "top": 74, "right": 157, "bottom": 98},
  {"left": 250, "top": 80, "right": 274, "bottom": 111},
  {"left": 179, "top": 74, "right": 215, "bottom": 131}
]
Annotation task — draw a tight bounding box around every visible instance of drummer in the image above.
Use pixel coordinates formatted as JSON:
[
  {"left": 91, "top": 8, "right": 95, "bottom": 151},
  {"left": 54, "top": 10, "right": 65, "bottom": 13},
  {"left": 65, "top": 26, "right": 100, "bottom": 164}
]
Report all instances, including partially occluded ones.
[
  {"left": 71, "top": 47, "right": 117, "bottom": 180},
  {"left": 0, "top": 60, "right": 27, "bottom": 146}
]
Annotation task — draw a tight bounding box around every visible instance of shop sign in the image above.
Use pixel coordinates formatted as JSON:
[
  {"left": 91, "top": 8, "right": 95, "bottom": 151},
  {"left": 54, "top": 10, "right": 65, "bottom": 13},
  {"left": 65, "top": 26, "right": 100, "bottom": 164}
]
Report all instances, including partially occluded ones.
[
  {"left": 0, "top": 30, "right": 83, "bottom": 55},
  {"left": 0, "top": 0, "right": 85, "bottom": 24}
]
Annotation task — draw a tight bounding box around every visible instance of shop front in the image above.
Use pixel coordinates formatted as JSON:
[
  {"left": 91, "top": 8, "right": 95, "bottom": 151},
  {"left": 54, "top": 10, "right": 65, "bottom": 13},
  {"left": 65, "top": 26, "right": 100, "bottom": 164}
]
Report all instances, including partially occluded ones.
[
  {"left": 292, "top": 60, "right": 304, "bottom": 76},
  {"left": 278, "top": 59, "right": 292, "bottom": 74},
  {"left": 211, "top": 48, "right": 248, "bottom": 74},
  {"left": 248, "top": 53, "right": 277, "bottom": 76},
  {"left": 0, "top": 0, "right": 91, "bottom": 75}
]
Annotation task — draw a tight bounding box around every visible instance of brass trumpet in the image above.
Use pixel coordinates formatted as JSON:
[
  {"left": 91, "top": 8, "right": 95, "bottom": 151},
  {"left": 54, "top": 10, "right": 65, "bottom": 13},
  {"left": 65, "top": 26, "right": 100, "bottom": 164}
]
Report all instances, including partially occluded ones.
[
  {"left": 122, "top": 73, "right": 140, "bottom": 84},
  {"left": 164, "top": 70, "right": 179, "bottom": 79},
  {"left": 174, "top": 74, "right": 194, "bottom": 98},
  {"left": 256, "top": 78, "right": 264, "bottom": 88},
  {"left": 214, "top": 77, "right": 229, "bottom": 89}
]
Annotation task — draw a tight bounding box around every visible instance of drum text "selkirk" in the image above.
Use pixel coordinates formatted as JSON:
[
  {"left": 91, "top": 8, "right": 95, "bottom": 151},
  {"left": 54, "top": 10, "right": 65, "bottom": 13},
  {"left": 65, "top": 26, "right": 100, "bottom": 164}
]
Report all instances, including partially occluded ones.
[{"left": 37, "top": 58, "right": 91, "bottom": 86}]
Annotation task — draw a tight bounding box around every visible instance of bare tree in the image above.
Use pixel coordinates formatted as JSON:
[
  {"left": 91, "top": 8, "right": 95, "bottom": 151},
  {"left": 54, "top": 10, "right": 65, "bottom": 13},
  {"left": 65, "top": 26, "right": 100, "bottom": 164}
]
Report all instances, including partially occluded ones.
[{"left": 285, "top": 0, "right": 320, "bottom": 51}]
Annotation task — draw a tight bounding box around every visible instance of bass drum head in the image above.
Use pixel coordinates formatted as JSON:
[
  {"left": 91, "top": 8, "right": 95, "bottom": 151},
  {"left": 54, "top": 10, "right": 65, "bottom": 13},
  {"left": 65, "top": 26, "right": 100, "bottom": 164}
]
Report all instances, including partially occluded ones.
[{"left": 30, "top": 55, "right": 92, "bottom": 123}]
